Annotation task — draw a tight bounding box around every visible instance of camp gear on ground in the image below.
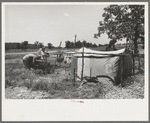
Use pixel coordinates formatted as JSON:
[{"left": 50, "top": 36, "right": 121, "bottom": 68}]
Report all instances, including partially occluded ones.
[{"left": 57, "top": 54, "right": 64, "bottom": 62}]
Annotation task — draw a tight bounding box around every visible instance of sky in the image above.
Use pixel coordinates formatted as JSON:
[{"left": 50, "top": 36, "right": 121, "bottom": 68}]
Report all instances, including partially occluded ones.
[{"left": 4, "top": 3, "right": 126, "bottom": 47}]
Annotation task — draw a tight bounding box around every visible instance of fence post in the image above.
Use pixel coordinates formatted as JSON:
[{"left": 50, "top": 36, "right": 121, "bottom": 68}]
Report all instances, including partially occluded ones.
[
  {"left": 54, "top": 59, "right": 57, "bottom": 72},
  {"left": 121, "top": 55, "right": 124, "bottom": 87},
  {"left": 90, "top": 68, "right": 92, "bottom": 79},
  {"left": 122, "top": 55, "right": 124, "bottom": 81},
  {"left": 81, "top": 47, "right": 84, "bottom": 81},
  {"left": 132, "top": 54, "right": 135, "bottom": 75},
  {"left": 73, "top": 68, "right": 76, "bottom": 86}
]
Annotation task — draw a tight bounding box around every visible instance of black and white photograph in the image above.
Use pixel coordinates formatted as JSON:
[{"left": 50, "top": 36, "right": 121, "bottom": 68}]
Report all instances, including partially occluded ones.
[{"left": 2, "top": 2, "right": 149, "bottom": 121}]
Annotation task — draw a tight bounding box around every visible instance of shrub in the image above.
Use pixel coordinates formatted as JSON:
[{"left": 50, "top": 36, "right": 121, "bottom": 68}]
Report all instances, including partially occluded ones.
[
  {"left": 31, "top": 79, "right": 49, "bottom": 91},
  {"left": 5, "top": 77, "right": 12, "bottom": 88},
  {"left": 23, "top": 79, "right": 32, "bottom": 89}
]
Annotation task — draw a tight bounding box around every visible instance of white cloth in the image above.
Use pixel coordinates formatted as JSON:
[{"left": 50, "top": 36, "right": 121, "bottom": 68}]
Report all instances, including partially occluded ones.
[
  {"left": 37, "top": 48, "right": 45, "bottom": 56},
  {"left": 23, "top": 53, "right": 36, "bottom": 60}
]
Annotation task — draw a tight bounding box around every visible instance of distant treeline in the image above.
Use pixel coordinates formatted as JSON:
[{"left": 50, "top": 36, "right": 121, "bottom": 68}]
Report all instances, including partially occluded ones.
[
  {"left": 65, "top": 40, "right": 102, "bottom": 48},
  {"left": 5, "top": 42, "right": 37, "bottom": 50},
  {"left": 5, "top": 40, "right": 104, "bottom": 50},
  {"left": 5, "top": 41, "right": 53, "bottom": 51}
]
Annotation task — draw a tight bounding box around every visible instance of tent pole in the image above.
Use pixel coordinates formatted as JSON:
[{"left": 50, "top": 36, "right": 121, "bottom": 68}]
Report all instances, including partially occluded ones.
[
  {"left": 90, "top": 68, "right": 92, "bottom": 79},
  {"left": 132, "top": 54, "right": 135, "bottom": 75},
  {"left": 121, "top": 55, "right": 124, "bottom": 87},
  {"left": 54, "top": 59, "right": 57, "bottom": 72},
  {"left": 74, "top": 34, "right": 77, "bottom": 51},
  {"left": 73, "top": 68, "right": 76, "bottom": 86},
  {"left": 81, "top": 46, "right": 84, "bottom": 81}
]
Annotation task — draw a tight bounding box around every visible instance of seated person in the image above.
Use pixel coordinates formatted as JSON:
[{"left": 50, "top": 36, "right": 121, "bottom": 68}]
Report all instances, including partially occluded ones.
[
  {"left": 37, "top": 46, "right": 46, "bottom": 59},
  {"left": 37, "top": 46, "right": 49, "bottom": 62}
]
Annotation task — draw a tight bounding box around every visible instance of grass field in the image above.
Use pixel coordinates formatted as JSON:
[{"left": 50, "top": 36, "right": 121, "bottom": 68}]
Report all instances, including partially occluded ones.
[
  {"left": 5, "top": 47, "right": 145, "bottom": 99},
  {"left": 5, "top": 47, "right": 75, "bottom": 53}
]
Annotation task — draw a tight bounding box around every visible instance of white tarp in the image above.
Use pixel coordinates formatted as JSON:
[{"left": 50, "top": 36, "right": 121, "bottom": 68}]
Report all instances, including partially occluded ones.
[
  {"left": 75, "top": 47, "right": 126, "bottom": 57},
  {"left": 71, "top": 47, "right": 127, "bottom": 85}
]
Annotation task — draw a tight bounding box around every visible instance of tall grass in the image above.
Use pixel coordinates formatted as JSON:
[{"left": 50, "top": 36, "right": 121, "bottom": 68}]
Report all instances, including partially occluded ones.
[{"left": 5, "top": 58, "right": 105, "bottom": 99}]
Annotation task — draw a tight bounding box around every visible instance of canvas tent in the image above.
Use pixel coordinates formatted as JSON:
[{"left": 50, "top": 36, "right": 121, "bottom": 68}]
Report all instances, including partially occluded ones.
[{"left": 70, "top": 47, "right": 132, "bottom": 85}]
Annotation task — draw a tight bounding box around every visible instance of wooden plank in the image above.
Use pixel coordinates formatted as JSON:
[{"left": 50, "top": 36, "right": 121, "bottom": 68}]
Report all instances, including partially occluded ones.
[
  {"left": 73, "top": 68, "right": 76, "bottom": 86},
  {"left": 90, "top": 68, "right": 92, "bottom": 79}
]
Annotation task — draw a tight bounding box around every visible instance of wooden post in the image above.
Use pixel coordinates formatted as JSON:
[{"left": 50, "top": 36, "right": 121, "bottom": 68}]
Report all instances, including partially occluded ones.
[
  {"left": 73, "top": 68, "right": 76, "bottom": 86},
  {"left": 122, "top": 55, "right": 124, "bottom": 81},
  {"left": 65, "top": 66, "right": 66, "bottom": 74},
  {"left": 74, "top": 34, "right": 77, "bottom": 50},
  {"left": 121, "top": 55, "right": 124, "bottom": 87},
  {"left": 54, "top": 59, "right": 57, "bottom": 72},
  {"left": 90, "top": 68, "right": 92, "bottom": 79},
  {"left": 81, "top": 47, "right": 84, "bottom": 81},
  {"left": 132, "top": 54, "right": 135, "bottom": 75}
]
